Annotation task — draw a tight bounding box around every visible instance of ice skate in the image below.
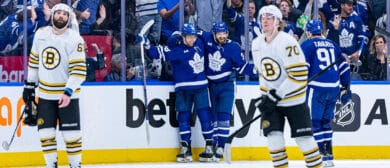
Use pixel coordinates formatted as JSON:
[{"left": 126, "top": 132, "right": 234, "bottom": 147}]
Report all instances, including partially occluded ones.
[
  {"left": 213, "top": 146, "right": 224, "bottom": 162},
  {"left": 323, "top": 154, "right": 334, "bottom": 167},
  {"left": 199, "top": 140, "right": 214, "bottom": 162},
  {"left": 176, "top": 141, "right": 192, "bottom": 163}
]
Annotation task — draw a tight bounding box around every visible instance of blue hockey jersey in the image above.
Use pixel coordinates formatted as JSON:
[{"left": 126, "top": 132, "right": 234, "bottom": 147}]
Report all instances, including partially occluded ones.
[
  {"left": 226, "top": 6, "right": 260, "bottom": 51},
  {"left": 327, "top": 14, "right": 367, "bottom": 56},
  {"left": 0, "top": 14, "right": 36, "bottom": 53},
  {"left": 147, "top": 39, "right": 208, "bottom": 91},
  {"left": 301, "top": 37, "right": 351, "bottom": 91},
  {"left": 198, "top": 31, "right": 257, "bottom": 83}
]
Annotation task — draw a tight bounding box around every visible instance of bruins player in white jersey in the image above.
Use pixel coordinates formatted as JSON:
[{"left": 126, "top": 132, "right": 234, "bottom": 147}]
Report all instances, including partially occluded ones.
[
  {"left": 22, "top": 3, "right": 86, "bottom": 168},
  {"left": 251, "top": 5, "right": 322, "bottom": 168}
]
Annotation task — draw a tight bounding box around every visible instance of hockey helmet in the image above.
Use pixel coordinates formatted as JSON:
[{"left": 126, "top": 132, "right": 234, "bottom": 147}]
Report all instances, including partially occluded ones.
[
  {"left": 181, "top": 23, "right": 198, "bottom": 36},
  {"left": 340, "top": 0, "right": 356, "bottom": 5},
  {"left": 50, "top": 3, "right": 71, "bottom": 31},
  {"left": 305, "top": 19, "right": 323, "bottom": 35},
  {"left": 212, "top": 21, "right": 228, "bottom": 33},
  {"left": 258, "top": 5, "right": 282, "bottom": 21},
  {"left": 51, "top": 3, "right": 71, "bottom": 15}
]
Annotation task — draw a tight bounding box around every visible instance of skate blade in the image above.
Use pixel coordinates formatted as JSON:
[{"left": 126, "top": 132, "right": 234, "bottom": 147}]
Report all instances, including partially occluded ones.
[
  {"left": 177, "top": 157, "right": 192, "bottom": 163},
  {"left": 199, "top": 157, "right": 214, "bottom": 162}
]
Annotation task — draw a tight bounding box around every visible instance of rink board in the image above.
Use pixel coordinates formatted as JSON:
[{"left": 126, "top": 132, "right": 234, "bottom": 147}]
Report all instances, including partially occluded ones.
[{"left": 0, "top": 82, "right": 389, "bottom": 166}]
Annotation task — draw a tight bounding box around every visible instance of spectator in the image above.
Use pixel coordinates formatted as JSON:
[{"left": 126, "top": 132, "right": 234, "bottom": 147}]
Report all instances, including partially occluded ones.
[
  {"left": 135, "top": 0, "right": 162, "bottom": 45},
  {"left": 279, "top": 0, "right": 303, "bottom": 40},
  {"left": 157, "top": 0, "right": 180, "bottom": 44},
  {"left": 196, "top": 0, "right": 225, "bottom": 32},
  {"left": 226, "top": 0, "right": 260, "bottom": 52},
  {"left": 74, "top": 0, "right": 100, "bottom": 35},
  {"left": 0, "top": 6, "right": 37, "bottom": 54},
  {"left": 360, "top": 34, "right": 387, "bottom": 80},
  {"left": 327, "top": 0, "right": 368, "bottom": 78},
  {"left": 86, "top": 43, "right": 106, "bottom": 82},
  {"left": 104, "top": 53, "right": 135, "bottom": 81}
]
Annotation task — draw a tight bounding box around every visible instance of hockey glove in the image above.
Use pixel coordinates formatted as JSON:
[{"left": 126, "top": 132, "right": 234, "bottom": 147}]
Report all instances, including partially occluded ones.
[
  {"left": 340, "top": 86, "right": 352, "bottom": 105},
  {"left": 257, "top": 89, "right": 281, "bottom": 115},
  {"left": 167, "top": 32, "right": 182, "bottom": 48},
  {"left": 23, "top": 81, "right": 36, "bottom": 103},
  {"left": 23, "top": 101, "right": 38, "bottom": 126}
]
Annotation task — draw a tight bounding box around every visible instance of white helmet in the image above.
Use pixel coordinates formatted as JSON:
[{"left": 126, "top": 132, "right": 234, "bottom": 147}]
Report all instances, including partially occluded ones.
[
  {"left": 50, "top": 3, "right": 71, "bottom": 31},
  {"left": 51, "top": 3, "right": 71, "bottom": 15},
  {"left": 258, "top": 5, "right": 283, "bottom": 22}
]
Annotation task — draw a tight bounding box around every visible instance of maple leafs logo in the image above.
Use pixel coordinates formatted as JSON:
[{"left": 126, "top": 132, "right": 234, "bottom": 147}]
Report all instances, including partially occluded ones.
[
  {"left": 189, "top": 53, "right": 204, "bottom": 74},
  {"left": 208, "top": 51, "right": 226, "bottom": 72},
  {"left": 339, "top": 29, "right": 353, "bottom": 48}
]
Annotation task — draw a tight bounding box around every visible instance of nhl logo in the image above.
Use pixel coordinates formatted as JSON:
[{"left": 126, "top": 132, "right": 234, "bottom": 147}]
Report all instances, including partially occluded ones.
[
  {"left": 334, "top": 100, "right": 355, "bottom": 127},
  {"left": 331, "top": 93, "right": 361, "bottom": 132}
]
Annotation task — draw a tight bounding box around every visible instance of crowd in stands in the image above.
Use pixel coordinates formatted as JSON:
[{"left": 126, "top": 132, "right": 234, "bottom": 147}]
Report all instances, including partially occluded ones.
[{"left": 0, "top": 0, "right": 388, "bottom": 82}]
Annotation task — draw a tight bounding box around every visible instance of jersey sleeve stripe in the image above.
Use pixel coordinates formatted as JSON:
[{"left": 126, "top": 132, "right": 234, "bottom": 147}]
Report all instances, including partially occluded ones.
[
  {"left": 70, "top": 74, "right": 86, "bottom": 79},
  {"left": 69, "top": 59, "right": 86, "bottom": 64},
  {"left": 30, "top": 51, "right": 39, "bottom": 57},
  {"left": 284, "top": 62, "right": 307, "bottom": 69},
  {"left": 69, "top": 66, "right": 87, "bottom": 72}
]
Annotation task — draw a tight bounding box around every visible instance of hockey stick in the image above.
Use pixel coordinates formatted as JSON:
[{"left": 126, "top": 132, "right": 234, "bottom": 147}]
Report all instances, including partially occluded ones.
[
  {"left": 224, "top": 55, "right": 345, "bottom": 163},
  {"left": 139, "top": 19, "right": 155, "bottom": 145},
  {"left": 2, "top": 106, "right": 27, "bottom": 151}
]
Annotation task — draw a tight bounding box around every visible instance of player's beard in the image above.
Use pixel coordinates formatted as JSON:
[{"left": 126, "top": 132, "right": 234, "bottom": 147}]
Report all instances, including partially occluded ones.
[{"left": 53, "top": 19, "right": 68, "bottom": 29}]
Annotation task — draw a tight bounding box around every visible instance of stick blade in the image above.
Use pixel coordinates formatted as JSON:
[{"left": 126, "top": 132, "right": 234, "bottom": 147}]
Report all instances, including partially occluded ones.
[
  {"left": 2, "top": 141, "right": 10, "bottom": 151},
  {"left": 224, "top": 143, "right": 232, "bottom": 163},
  {"left": 139, "top": 20, "right": 155, "bottom": 36}
]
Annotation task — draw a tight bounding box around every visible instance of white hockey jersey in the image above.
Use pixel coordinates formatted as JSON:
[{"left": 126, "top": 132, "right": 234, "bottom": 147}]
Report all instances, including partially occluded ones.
[
  {"left": 28, "top": 26, "right": 86, "bottom": 100},
  {"left": 252, "top": 31, "right": 308, "bottom": 107}
]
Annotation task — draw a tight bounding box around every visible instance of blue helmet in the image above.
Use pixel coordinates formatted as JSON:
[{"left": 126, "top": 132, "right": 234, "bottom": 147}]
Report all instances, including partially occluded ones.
[
  {"left": 181, "top": 23, "right": 198, "bottom": 36},
  {"left": 212, "top": 21, "right": 228, "bottom": 33},
  {"left": 305, "top": 19, "right": 323, "bottom": 35}
]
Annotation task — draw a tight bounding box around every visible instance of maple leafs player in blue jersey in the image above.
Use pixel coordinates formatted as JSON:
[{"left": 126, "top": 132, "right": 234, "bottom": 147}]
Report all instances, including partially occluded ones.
[
  {"left": 144, "top": 23, "right": 214, "bottom": 162},
  {"left": 196, "top": 21, "right": 257, "bottom": 161},
  {"left": 301, "top": 19, "right": 352, "bottom": 168}
]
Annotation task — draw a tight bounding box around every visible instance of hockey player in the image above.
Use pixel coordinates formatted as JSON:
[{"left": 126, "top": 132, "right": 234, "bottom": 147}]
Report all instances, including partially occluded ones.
[
  {"left": 196, "top": 21, "right": 257, "bottom": 161},
  {"left": 301, "top": 19, "right": 352, "bottom": 167},
  {"left": 251, "top": 5, "right": 322, "bottom": 168},
  {"left": 23, "top": 3, "right": 86, "bottom": 168},
  {"left": 143, "top": 23, "right": 214, "bottom": 162}
]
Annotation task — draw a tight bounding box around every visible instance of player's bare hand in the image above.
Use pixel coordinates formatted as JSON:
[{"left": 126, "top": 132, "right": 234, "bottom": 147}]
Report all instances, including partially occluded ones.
[
  {"left": 58, "top": 94, "right": 71, "bottom": 108},
  {"left": 329, "top": 15, "right": 341, "bottom": 30},
  {"left": 349, "top": 50, "right": 360, "bottom": 62}
]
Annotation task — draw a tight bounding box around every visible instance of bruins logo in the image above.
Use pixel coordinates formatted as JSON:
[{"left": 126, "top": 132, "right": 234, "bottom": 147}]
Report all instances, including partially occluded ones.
[
  {"left": 42, "top": 47, "right": 61, "bottom": 70},
  {"left": 261, "top": 57, "right": 281, "bottom": 81},
  {"left": 37, "top": 118, "right": 44, "bottom": 126},
  {"left": 261, "top": 120, "right": 270, "bottom": 129}
]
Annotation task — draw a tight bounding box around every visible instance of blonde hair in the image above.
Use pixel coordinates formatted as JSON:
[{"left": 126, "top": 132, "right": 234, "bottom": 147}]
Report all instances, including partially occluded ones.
[{"left": 369, "top": 34, "right": 386, "bottom": 54}]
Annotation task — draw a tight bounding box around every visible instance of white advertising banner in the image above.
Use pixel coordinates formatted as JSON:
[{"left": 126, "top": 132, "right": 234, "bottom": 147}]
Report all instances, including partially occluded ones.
[{"left": 0, "top": 83, "right": 389, "bottom": 153}]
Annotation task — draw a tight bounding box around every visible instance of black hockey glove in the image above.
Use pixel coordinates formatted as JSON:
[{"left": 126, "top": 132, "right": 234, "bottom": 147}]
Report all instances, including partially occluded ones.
[
  {"left": 256, "top": 89, "right": 281, "bottom": 115},
  {"left": 23, "top": 101, "right": 37, "bottom": 126},
  {"left": 340, "top": 86, "right": 352, "bottom": 105},
  {"left": 23, "top": 81, "right": 36, "bottom": 103}
]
